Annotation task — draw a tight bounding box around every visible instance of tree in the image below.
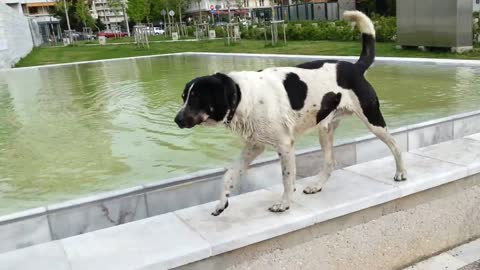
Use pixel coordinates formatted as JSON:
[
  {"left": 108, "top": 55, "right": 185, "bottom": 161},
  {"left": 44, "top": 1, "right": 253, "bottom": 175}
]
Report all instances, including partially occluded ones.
[
  {"left": 75, "top": 0, "right": 90, "bottom": 28},
  {"left": 55, "top": 0, "right": 95, "bottom": 31},
  {"left": 127, "top": 0, "right": 151, "bottom": 23},
  {"left": 173, "top": 0, "right": 189, "bottom": 23}
]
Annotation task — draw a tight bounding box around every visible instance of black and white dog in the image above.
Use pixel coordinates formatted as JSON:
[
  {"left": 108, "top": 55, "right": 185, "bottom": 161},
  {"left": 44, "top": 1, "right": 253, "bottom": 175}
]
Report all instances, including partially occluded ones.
[{"left": 175, "top": 11, "right": 407, "bottom": 216}]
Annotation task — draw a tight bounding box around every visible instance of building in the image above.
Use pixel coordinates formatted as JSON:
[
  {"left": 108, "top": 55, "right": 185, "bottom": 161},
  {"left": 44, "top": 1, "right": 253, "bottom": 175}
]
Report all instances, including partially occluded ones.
[
  {"left": 185, "top": 0, "right": 275, "bottom": 22},
  {"left": 2, "top": 0, "right": 60, "bottom": 43},
  {"left": 474, "top": 0, "right": 480, "bottom": 12},
  {"left": 90, "top": 0, "right": 127, "bottom": 30}
]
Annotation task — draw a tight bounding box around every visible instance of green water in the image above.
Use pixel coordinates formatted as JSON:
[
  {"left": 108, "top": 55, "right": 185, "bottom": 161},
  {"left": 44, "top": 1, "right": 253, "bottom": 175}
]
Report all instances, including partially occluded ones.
[{"left": 0, "top": 55, "right": 480, "bottom": 214}]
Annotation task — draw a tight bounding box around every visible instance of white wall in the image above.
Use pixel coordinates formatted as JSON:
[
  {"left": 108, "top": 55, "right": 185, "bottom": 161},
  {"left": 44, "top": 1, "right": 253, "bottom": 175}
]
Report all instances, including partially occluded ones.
[{"left": 0, "top": 2, "right": 38, "bottom": 68}]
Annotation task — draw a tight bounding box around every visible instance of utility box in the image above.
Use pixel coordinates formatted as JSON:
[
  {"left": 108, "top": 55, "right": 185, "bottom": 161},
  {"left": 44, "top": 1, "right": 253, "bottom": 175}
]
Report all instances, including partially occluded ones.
[
  {"left": 397, "top": 0, "right": 473, "bottom": 52},
  {"left": 98, "top": 36, "right": 106, "bottom": 45}
]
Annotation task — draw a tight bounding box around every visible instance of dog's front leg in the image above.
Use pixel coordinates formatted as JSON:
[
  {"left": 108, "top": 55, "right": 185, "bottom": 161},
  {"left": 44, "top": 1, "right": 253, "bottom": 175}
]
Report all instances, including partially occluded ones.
[
  {"left": 212, "top": 143, "right": 265, "bottom": 216},
  {"left": 269, "top": 141, "right": 295, "bottom": 212}
]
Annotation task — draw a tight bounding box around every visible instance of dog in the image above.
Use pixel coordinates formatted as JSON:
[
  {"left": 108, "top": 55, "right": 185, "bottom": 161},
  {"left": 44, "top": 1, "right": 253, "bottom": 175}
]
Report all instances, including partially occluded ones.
[{"left": 174, "top": 11, "right": 407, "bottom": 216}]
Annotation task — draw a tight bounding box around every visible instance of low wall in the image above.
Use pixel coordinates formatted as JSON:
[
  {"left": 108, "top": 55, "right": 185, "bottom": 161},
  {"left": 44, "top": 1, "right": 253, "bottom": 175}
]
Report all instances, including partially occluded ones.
[
  {"left": 0, "top": 3, "right": 41, "bottom": 68},
  {"left": 177, "top": 174, "right": 480, "bottom": 270}
]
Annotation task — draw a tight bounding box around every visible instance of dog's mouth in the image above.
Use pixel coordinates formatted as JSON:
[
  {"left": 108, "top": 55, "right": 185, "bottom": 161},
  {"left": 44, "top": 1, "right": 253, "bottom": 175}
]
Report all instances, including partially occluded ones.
[{"left": 175, "top": 111, "right": 211, "bottom": 129}]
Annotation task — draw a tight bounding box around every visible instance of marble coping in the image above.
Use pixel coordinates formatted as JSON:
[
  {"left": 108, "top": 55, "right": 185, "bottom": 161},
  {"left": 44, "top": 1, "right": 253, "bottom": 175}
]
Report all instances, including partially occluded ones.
[
  {"left": 6, "top": 52, "right": 480, "bottom": 71},
  {"left": 1, "top": 110, "right": 480, "bottom": 254},
  {"left": 1, "top": 133, "right": 480, "bottom": 269}
]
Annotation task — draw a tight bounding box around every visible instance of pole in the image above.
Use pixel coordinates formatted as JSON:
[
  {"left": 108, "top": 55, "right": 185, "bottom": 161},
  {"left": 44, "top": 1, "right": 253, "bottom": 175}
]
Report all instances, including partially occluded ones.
[
  {"left": 123, "top": 0, "right": 130, "bottom": 36},
  {"left": 63, "top": 0, "right": 72, "bottom": 43}
]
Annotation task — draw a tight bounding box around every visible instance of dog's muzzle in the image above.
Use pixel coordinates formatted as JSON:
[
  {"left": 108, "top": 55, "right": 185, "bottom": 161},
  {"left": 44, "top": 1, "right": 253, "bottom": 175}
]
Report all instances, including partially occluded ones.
[{"left": 175, "top": 109, "right": 206, "bottom": 129}]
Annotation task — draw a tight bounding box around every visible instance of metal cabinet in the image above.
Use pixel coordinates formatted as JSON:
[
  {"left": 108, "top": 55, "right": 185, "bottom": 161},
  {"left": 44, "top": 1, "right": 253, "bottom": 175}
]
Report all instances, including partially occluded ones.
[{"left": 397, "top": 0, "right": 473, "bottom": 48}]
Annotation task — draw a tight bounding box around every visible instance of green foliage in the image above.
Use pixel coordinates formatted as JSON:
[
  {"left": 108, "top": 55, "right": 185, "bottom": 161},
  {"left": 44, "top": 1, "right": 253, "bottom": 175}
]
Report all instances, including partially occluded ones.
[
  {"left": 372, "top": 15, "right": 396, "bottom": 42},
  {"left": 75, "top": 0, "right": 88, "bottom": 26},
  {"left": 127, "top": 0, "right": 150, "bottom": 23},
  {"left": 55, "top": 0, "right": 97, "bottom": 31},
  {"left": 241, "top": 16, "right": 395, "bottom": 43}
]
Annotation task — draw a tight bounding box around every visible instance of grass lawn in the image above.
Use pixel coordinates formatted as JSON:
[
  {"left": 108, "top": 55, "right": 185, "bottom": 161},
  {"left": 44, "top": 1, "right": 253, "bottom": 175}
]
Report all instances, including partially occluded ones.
[{"left": 16, "top": 39, "right": 480, "bottom": 67}]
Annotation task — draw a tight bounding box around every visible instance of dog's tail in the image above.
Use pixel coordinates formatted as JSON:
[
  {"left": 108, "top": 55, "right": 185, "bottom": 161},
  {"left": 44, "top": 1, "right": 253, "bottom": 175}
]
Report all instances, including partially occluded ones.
[{"left": 343, "top": 10, "right": 375, "bottom": 74}]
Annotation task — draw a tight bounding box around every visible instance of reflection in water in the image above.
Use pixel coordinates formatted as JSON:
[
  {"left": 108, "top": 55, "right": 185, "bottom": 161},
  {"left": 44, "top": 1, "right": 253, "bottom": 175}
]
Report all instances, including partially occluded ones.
[{"left": 0, "top": 55, "right": 479, "bottom": 214}]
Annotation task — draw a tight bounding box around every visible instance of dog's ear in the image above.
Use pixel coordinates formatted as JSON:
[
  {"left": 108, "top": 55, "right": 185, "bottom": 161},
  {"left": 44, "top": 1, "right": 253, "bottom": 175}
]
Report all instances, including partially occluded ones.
[{"left": 213, "top": 73, "right": 236, "bottom": 110}]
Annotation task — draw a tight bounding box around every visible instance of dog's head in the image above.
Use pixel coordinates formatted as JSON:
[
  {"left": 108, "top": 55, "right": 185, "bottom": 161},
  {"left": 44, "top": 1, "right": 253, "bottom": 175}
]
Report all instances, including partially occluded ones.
[{"left": 174, "top": 73, "right": 240, "bottom": 129}]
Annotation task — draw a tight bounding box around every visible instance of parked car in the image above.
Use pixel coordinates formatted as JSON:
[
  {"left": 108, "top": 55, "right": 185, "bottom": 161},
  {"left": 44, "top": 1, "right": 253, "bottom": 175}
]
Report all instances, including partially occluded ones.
[
  {"left": 97, "top": 30, "right": 128, "bottom": 38},
  {"left": 153, "top": 27, "right": 165, "bottom": 35}
]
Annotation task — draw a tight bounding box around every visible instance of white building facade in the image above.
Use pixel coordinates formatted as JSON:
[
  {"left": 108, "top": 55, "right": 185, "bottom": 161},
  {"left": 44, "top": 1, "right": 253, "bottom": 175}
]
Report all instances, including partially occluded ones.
[{"left": 90, "top": 0, "right": 127, "bottom": 29}]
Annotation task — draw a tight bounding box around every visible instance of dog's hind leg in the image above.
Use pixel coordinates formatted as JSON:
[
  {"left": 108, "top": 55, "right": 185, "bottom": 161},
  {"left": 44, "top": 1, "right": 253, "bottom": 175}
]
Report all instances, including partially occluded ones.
[
  {"left": 355, "top": 108, "right": 407, "bottom": 181},
  {"left": 269, "top": 140, "right": 296, "bottom": 212},
  {"left": 303, "top": 120, "right": 338, "bottom": 194},
  {"left": 212, "top": 143, "right": 265, "bottom": 216}
]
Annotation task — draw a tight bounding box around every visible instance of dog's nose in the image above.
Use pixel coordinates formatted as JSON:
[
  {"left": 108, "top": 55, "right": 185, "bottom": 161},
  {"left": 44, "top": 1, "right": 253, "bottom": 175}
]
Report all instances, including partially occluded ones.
[{"left": 174, "top": 112, "right": 185, "bottom": 129}]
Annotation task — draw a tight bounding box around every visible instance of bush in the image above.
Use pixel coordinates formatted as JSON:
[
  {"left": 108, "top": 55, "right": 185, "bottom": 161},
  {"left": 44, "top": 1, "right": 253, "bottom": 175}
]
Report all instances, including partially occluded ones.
[{"left": 240, "top": 16, "right": 396, "bottom": 42}]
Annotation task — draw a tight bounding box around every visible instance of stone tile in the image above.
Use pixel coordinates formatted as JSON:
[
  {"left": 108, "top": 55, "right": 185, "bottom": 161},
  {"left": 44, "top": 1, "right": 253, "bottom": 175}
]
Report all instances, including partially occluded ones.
[
  {"left": 404, "top": 253, "right": 466, "bottom": 270},
  {"left": 0, "top": 214, "right": 51, "bottom": 253},
  {"left": 47, "top": 185, "right": 144, "bottom": 211},
  {"left": 49, "top": 193, "right": 147, "bottom": 240},
  {"left": 62, "top": 213, "right": 210, "bottom": 270},
  {"left": 146, "top": 177, "right": 222, "bottom": 217},
  {"left": 345, "top": 153, "right": 468, "bottom": 197},
  {"left": 266, "top": 170, "right": 399, "bottom": 223},
  {"left": 237, "top": 162, "right": 282, "bottom": 194},
  {"left": 408, "top": 121, "right": 453, "bottom": 150},
  {"left": 0, "top": 241, "right": 70, "bottom": 270},
  {"left": 175, "top": 189, "right": 315, "bottom": 256},
  {"left": 465, "top": 133, "right": 480, "bottom": 141},
  {"left": 0, "top": 207, "right": 46, "bottom": 224},
  {"left": 459, "top": 261, "right": 480, "bottom": 270},
  {"left": 296, "top": 143, "right": 356, "bottom": 178},
  {"left": 356, "top": 131, "right": 408, "bottom": 163},
  {"left": 449, "top": 238, "right": 480, "bottom": 265},
  {"left": 454, "top": 114, "right": 480, "bottom": 139},
  {"left": 412, "top": 139, "right": 480, "bottom": 175}
]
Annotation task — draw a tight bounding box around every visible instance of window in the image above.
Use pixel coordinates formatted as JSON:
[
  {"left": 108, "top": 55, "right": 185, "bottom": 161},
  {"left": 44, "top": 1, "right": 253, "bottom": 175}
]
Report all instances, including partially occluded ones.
[
  {"left": 477, "top": 0, "right": 479, "bottom": 4},
  {"left": 244, "top": 0, "right": 249, "bottom": 7},
  {"left": 259, "top": 0, "right": 265, "bottom": 6}
]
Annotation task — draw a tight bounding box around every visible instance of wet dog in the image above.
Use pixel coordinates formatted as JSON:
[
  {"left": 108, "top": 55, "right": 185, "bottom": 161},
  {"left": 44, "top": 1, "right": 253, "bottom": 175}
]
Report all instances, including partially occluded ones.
[{"left": 175, "top": 11, "right": 407, "bottom": 216}]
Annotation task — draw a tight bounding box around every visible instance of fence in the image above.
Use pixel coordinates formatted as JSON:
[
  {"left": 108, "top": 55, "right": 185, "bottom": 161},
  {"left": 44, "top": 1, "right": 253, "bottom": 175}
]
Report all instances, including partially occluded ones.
[{"left": 274, "top": 2, "right": 339, "bottom": 21}]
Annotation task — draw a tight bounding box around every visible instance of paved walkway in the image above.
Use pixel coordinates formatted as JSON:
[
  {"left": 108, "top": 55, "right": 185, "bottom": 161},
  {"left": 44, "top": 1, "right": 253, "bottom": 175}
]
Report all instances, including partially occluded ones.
[{"left": 405, "top": 238, "right": 480, "bottom": 270}]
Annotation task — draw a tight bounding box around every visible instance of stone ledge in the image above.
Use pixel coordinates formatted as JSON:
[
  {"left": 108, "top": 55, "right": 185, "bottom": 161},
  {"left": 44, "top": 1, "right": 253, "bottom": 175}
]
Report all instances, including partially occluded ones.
[{"left": 1, "top": 135, "right": 479, "bottom": 269}]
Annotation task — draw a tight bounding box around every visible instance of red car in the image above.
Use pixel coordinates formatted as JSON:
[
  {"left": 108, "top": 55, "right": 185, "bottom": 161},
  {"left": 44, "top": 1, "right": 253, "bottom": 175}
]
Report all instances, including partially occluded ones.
[{"left": 97, "top": 30, "right": 129, "bottom": 38}]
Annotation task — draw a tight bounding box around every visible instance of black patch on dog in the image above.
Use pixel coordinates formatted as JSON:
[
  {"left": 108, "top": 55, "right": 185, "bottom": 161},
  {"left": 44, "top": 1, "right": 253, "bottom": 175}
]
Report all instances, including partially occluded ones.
[
  {"left": 316, "top": 92, "right": 342, "bottom": 124},
  {"left": 296, "top": 60, "right": 338, "bottom": 70},
  {"left": 283, "top": 72, "right": 308, "bottom": 110},
  {"left": 336, "top": 61, "right": 386, "bottom": 128}
]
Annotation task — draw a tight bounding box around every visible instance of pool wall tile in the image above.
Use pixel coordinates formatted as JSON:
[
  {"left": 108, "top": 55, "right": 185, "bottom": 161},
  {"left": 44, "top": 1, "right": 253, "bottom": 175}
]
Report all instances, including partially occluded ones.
[
  {"left": 408, "top": 121, "right": 454, "bottom": 150},
  {"left": 48, "top": 193, "right": 147, "bottom": 240},
  {"left": 296, "top": 143, "right": 356, "bottom": 178},
  {"left": 0, "top": 212, "right": 51, "bottom": 253},
  {"left": 454, "top": 114, "right": 480, "bottom": 139},
  {"left": 146, "top": 177, "right": 223, "bottom": 217},
  {"left": 355, "top": 131, "right": 408, "bottom": 164}
]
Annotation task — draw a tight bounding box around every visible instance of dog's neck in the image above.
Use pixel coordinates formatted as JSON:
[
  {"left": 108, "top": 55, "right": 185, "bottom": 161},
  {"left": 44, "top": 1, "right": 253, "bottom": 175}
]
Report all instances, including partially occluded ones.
[{"left": 223, "top": 81, "right": 241, "bottom": 127}]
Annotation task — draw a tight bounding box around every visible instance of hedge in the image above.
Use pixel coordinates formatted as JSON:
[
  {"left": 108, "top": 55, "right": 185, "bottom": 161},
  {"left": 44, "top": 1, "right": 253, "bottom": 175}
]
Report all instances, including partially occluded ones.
[{"left": 240, "top": 16, "right": 396, "bottom": 42}]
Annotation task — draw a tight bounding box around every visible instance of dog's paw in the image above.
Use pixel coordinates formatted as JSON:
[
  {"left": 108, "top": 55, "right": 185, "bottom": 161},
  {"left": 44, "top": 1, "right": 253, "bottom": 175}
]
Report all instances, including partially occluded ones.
[
  {"left": 303, "top": 186, "right": 322, "bottom": 194},
  {"left": 394, "top": 171, "right": 407, "bottom": 182},
  {"left": 268, "top": 203, "right": 290, "bottom": 213},
  {"left": 211, "top": 200, "right": 229, "bottom": 216}
]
